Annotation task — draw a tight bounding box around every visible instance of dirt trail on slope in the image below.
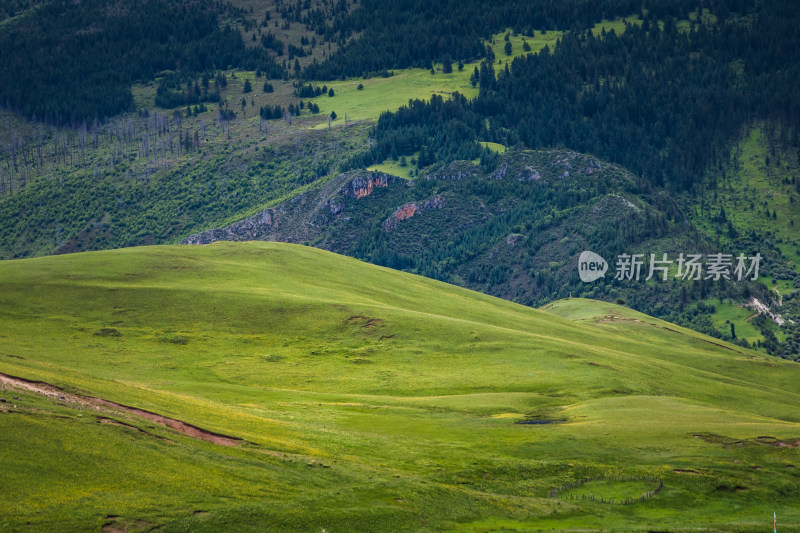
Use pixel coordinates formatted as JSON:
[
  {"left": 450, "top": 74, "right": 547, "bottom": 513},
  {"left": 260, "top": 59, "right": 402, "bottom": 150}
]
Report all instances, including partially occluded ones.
[{"left": 0, "top": 372, "right": 243, "bottom": 446}]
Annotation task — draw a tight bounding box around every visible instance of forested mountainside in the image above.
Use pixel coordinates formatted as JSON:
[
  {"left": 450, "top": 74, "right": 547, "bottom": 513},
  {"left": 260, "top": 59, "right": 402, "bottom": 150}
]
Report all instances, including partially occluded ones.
[
  {"left": 0, "top": 0, "right": 287, "bottom": 122},
  {"left": 302, "top": 0, "right": 640, "bottom": 79},
  {"left": 0, "top": 0, "right": 798, "bottom": 359},
  {"left": 346, "top": 1, "right": 800, "bottom": 193}
]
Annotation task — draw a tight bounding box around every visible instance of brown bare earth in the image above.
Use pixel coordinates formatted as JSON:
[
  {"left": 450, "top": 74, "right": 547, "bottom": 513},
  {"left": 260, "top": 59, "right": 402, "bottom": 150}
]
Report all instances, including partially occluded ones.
[
  {"left": 97, "top": 416, "right": 174, "bottom": 442},
  {"left": 0, "top": 372, "right": 243, "bottom": 446}
]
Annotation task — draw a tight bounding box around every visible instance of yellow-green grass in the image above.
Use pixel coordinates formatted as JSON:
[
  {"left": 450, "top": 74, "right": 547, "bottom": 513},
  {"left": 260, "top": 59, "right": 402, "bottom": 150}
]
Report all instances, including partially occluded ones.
[
  {"left": 1, "top": 242, "right": 799, "bottom": 531},
  {"left": 591, "top": 16, "right": 643, "bottom": 36},
  {"left": 479, "top": 141, "right": 507, "bottom": 154},
  {"left": 367, "top": 152, "right": 418, "bottom": 179},
  {"left": 309, "top": 67, "right": 480, "bottom": 129},
  {"left": 309, "top": 28, "right": 563, "bottom": 130},
  {"left": 677, "top": 8, "right": 718, "bottom": 33},
  {"left": 708, "top": 298, "right": 764, "bottom": 344},
  {"left": 486, "top": 29, "right": 562, "bottom": 65},
  {"left": 692, "top": 125, "right": 800, "bottom": 270}
]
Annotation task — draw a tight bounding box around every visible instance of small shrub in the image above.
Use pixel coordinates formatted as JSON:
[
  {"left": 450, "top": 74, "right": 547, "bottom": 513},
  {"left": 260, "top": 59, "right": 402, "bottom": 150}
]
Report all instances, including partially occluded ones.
[{"left": 94, "top": 327, "right": 121, "bottom": 337}]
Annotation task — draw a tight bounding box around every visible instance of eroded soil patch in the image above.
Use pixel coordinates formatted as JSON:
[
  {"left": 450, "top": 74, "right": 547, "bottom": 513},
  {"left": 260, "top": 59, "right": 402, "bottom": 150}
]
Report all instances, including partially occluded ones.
[
  {"left": 97, "top": 416, "right": 174, "bottom": 442},
  {"left": 694, "top": 432, "right": 800, "bottom": 448},
  {"left": 0, "top": 372, "right": 242, "bottom": 446}
]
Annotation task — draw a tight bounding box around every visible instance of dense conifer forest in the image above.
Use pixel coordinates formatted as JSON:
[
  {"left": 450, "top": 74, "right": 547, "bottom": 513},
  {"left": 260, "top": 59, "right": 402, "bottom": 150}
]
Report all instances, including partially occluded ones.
[
  {"left": 344, "top": 0, "right": 800, "bottom": 192},
  {"left": 0, "top": 0, "right": 285, "bottom": 122},
  {"left": 303, "top": 0, "right": 642, "bottom": 79}
]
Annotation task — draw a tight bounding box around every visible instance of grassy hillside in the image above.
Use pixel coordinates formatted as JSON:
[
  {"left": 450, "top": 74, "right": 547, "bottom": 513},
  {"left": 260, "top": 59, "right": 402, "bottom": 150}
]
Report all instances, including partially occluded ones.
[
  {"left": 688, "top": 125, "right": 800, "bottom": 357},
  {"left": 184, "top": 149, "right": 792, "bottom": 355},
  {"left": 1, "top": 242, "right": 799, "bottom": 531},
  {"left": 693, "top": 126, "right": 800, "bottom": 269}
]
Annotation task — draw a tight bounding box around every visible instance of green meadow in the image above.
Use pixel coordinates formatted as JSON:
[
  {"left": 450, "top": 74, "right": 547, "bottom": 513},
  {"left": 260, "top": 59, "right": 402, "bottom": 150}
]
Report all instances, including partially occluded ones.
[
  {"left": 591, "top": 16, "right": 642, "bottom": 35},
  {"left": 693, "top": 126, "right": 800, "bottom": 268},
  {"left": 366, "top": 152, "right": 419, "bottom": 180},
  {"left": 0, "top": 242, "right": 799, "bottom": 531},
  {"left": 307, "top": 29, "right": 562, "bottom": 130},
  {"left": 708, "top": 298, "right": 764, "bottom": 345}
]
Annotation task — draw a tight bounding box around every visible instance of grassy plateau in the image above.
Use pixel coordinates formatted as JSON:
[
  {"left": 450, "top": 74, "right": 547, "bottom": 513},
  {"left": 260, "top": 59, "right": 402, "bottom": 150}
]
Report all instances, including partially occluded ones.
[{"left": 0, "top": 242, "right": 799, "bottom": 531}]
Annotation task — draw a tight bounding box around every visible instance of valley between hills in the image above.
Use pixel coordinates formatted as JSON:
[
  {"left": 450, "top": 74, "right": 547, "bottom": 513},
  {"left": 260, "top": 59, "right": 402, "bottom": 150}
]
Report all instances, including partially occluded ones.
[{"left": 1, "top": 0, "right": 799, "bottom": 530}]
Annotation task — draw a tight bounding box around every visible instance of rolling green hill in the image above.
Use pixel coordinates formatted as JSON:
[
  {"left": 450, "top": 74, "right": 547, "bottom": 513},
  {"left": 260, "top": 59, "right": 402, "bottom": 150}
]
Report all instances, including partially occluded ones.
[
  {"left": 1, "top": 242, "right": 798, "bottom": 531},
  {"left": 1, "top": 1, "right": 796, "bottom": 363},
  {"left": 183, "top": 149, "right": 790, "bottom": 354}
]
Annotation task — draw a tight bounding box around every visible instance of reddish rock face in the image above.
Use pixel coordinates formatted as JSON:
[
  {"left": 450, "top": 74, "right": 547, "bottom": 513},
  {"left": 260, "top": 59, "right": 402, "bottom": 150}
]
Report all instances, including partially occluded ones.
[
  {"left": 182, "top": 170, "right": 399, "bottom": 246},
  {"left": 350, "top": 174, "right": 389, "bottom": 199},
  {"left": 383, "top": 203, "right": 417, "bottom": 231},
  {"left": 382, "top": 195, "right": 444, "bottom": 231},
  {"left": 393, "top": 203, "right": 418, "bottom": 221}
]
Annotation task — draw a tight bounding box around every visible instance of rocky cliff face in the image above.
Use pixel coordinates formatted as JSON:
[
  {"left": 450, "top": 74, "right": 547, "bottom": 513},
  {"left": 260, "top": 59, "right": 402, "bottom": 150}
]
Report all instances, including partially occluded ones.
[
  {"left": 181, "top": 149, "right": 694, "bottom": 308},
  {"left": 348, "top": 173, "right": 391, "bottom": 198},
  {"left": 183, "top": 150, "right": 621, "bottom": 246},
  {"left": 183, "top": 170, "right": 402, "bottom": 246},
  {"left": 382, "top": 195, "right": 445, "bottom": 231},
  {"left": 183, "top": 211, "right": 274, "bottom": 245}
]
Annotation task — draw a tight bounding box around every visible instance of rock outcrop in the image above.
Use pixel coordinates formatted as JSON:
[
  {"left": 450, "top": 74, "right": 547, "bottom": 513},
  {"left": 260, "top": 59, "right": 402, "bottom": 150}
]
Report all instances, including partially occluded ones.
[
  {"left": 183, "top": 170, "right": 400, "bottom": 245},
  {"left": 382, "top": 195, "right": 445, "bottom": 231}
]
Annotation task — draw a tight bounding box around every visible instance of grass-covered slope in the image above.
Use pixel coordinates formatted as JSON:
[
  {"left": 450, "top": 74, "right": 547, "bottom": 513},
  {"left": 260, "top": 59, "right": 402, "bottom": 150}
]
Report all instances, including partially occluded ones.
[
  {"left": 184, "top": 149, "right": 787, "bottom": 351},
  {"left": 1, "top": 242, "right": 799, "bottom": 531}
]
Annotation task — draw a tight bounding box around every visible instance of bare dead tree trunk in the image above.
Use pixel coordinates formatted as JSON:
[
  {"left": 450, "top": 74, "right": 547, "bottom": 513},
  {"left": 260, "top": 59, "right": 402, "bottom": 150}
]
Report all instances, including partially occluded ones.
[
  {"left": 6, "top": 161, "right": 12, "bottom": 194},
  {"left": 168, "top": 123, "right": 174, "bottom": 155},
  {"left": 92, "top": 118, "right": 99, "bottom": 149},
  {"left": 37, "top": 126, "right": 44, "bottom": 167},
  {"left": 10, "top": 135, "right": 19, "bottom": 173}
]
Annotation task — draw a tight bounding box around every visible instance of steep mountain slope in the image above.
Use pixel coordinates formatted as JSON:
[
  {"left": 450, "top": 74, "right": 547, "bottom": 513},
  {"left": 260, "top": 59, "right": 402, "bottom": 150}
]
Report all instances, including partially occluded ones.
[
  {"left": 184, "top": 149, "right": 785, "bottom": 348},
  {"left": 1, "top": 242, "right": 798, "bottom": 531},
  {"left": 185, "top": 150, "right": 684, "bottom": 295}
]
